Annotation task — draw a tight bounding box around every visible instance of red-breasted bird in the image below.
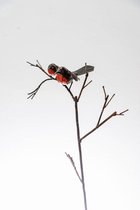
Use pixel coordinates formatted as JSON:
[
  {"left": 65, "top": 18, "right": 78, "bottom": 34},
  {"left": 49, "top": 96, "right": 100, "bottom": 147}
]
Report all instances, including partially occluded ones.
[{"left": 56, "top": 65, "right": 94, "bottom": 84}]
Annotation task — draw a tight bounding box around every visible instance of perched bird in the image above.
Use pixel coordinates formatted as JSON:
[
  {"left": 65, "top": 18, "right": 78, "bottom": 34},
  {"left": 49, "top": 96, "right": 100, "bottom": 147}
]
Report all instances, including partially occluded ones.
[
  {"left": 56, "top": 65, "right": 94, "bottom": 84},
  {"left": 47, "top": 63, "right": 59, "bottom": 76},
  {"left": 47, "top": 63, "right": 94, "bottom": 84}
]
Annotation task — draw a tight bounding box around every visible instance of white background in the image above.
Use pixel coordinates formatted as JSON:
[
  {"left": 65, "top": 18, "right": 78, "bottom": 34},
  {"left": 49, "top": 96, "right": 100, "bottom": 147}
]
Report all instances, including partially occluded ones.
[{"left": 0, "top": 0, "right": 140, "bottom": 209}]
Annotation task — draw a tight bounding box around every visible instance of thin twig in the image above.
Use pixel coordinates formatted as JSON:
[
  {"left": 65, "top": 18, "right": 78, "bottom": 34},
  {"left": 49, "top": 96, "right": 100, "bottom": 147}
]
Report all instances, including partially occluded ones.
[
  {"left": 36, "top": 60, "right": 42, "bottom": 68},
  {"left": 78, "top": 73, "right": 89, "bottom": 101},
  {"left": 65, "top": 152, "right": 82, "bottom": 183},
  {"left": 64, "top": 85, "right": 75, "bottom": 101},
  {"left": 80, "top": 109, "right": 129, "bottom": 142},
  {"left": 69, "top": 81, "right": 73, "bottom": 90},
  {"left": 27, "top": 78, "right": 52, "bottom": 99},
  {"left": 96, "top": 87, "right": 115, "bottom": 126},
  {"left": 27, "top": 61, "right": 56, "bottom": 99},
  {"left": 77, "top": 63, "right": 93, "bottom": 101},
  {"left": 102, "top": 86, "right": 107, "bottom": 98},
  {"left": 117, "top": 109, "right": 129, "bottom": 115},
  {"left": 102, "top": 86, "right": 115, "bottom": 107},
  {"left": 27, "top": 61, "right": 54, "bottom": 79},
  {"left": 105, "top": 93, "right": 115, "bottom": 107},
  {"left": 80, "top": 112, "right": 116, "bottom": 142},
  {"left": 84, "top": 80, "right": 92, "bottom": 88},
  {"left": 96, "top": 95, "right": 109, "bottom": 127}
]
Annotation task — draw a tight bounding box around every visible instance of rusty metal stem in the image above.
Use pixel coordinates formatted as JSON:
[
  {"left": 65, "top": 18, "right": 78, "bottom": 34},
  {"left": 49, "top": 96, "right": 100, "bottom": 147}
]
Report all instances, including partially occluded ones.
[{"left": 74, "top": 96, "right": 88, "bottom": 210}]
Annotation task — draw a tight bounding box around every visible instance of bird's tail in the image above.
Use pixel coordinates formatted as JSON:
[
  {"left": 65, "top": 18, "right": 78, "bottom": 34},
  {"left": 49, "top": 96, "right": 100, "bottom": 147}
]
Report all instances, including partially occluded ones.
[{"left": 73, "top": 65, "right": 94, "bottom": 76}]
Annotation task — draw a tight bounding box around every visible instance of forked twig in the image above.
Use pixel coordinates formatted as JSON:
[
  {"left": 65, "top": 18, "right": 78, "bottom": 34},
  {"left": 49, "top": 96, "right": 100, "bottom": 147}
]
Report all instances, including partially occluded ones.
[
  {"left": 96, "top": 86, "right": 115, "bottom": 126},
  {"left": 27, "top": 61, "right": 56, "bottom": 99},
  {"left": 80, "top": 109, "right": 129, "bottom": 142},
  {"left": 78, "top": 73, "right": 89, "bottom": 101},
  {"left": 79, "top": 86, "right": 129, "bottom": 143},
  {"left": 105, "top": 93, "right": 115, "bottom": 107},
  {"left": 63, "top": 85, "right": 75, "bottom": 101},
  {"left": 84, "top": 80, "right": 92, "bottom": 89},
  {"left": 96, "top": 96, "right": 108, "bottom": 127},
  {"left": 77, "top": 63, "right": 92, "bottom": 101},
  {"left": 27, "top": 78, "right": 52, "bottom": 99},
  {"left": 27, "top": 60, "right": 54, "bottom": 79}
]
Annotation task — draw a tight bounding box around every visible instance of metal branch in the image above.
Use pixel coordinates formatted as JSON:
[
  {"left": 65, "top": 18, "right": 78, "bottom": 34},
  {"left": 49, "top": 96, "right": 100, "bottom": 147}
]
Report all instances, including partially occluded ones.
[
  {"left": 96, "top": 95, "right": 109, "bottom": 127},
  {"left": 69, "top": 81, "right": 73, "bottom": 90},
  {"left": 78, "top": 73, "right": 89, "bottom": 101},
  {"left": 36, "top": 60, "right": 42, "bottom": 68},
  {"left": 80, "top": 109, "right": 129, "bottom": 142},
  {"left": 102, "top": 86, "right": 115, "bottom": 107},
  {"left": 96, "top": 87, "right": 116, "bottom": 127},
  {"left": 105, "top": 93, "right": 115, "bottom": 107},
  {"left": 27, "top": 78, "right": 52, "bottom": 99},
  {"left": 74, "top": 96, "right": 88, "bottom": 210},
  {"left": 65, "top": 152, "right": 82, "bottom": 183},
  {"left": 76, "top": 63, "right": 93, "bottom": 101},
  {"left": 116, "top": 109, "right": 129, "bottom": 116},
  {"left": 27, "top": 61, "right": 54, "bottom": 79},
  {"left": 63, "top": 72, "right": 92, "bottom": 102},
  {"left": 102, "top": 86, "right": 107, "bottom": 98},
  {"left": 63, "top": 85, "right": 75, "bottom": 101},
  {"left": 84, "top": 80, "right": 92, "bottom": 88}
]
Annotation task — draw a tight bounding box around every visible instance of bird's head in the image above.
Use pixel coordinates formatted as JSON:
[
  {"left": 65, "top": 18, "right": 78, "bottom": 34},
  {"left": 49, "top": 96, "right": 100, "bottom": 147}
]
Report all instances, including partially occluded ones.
[{"left": 48, "top": 63, "right": 59, "bottom": 75}]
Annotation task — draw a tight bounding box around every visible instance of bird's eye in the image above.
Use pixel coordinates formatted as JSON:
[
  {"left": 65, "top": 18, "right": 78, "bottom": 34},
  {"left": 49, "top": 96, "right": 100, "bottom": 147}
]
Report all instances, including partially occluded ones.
[{"left": 52, "top": 65, "right": 57, "bottom": 70}]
